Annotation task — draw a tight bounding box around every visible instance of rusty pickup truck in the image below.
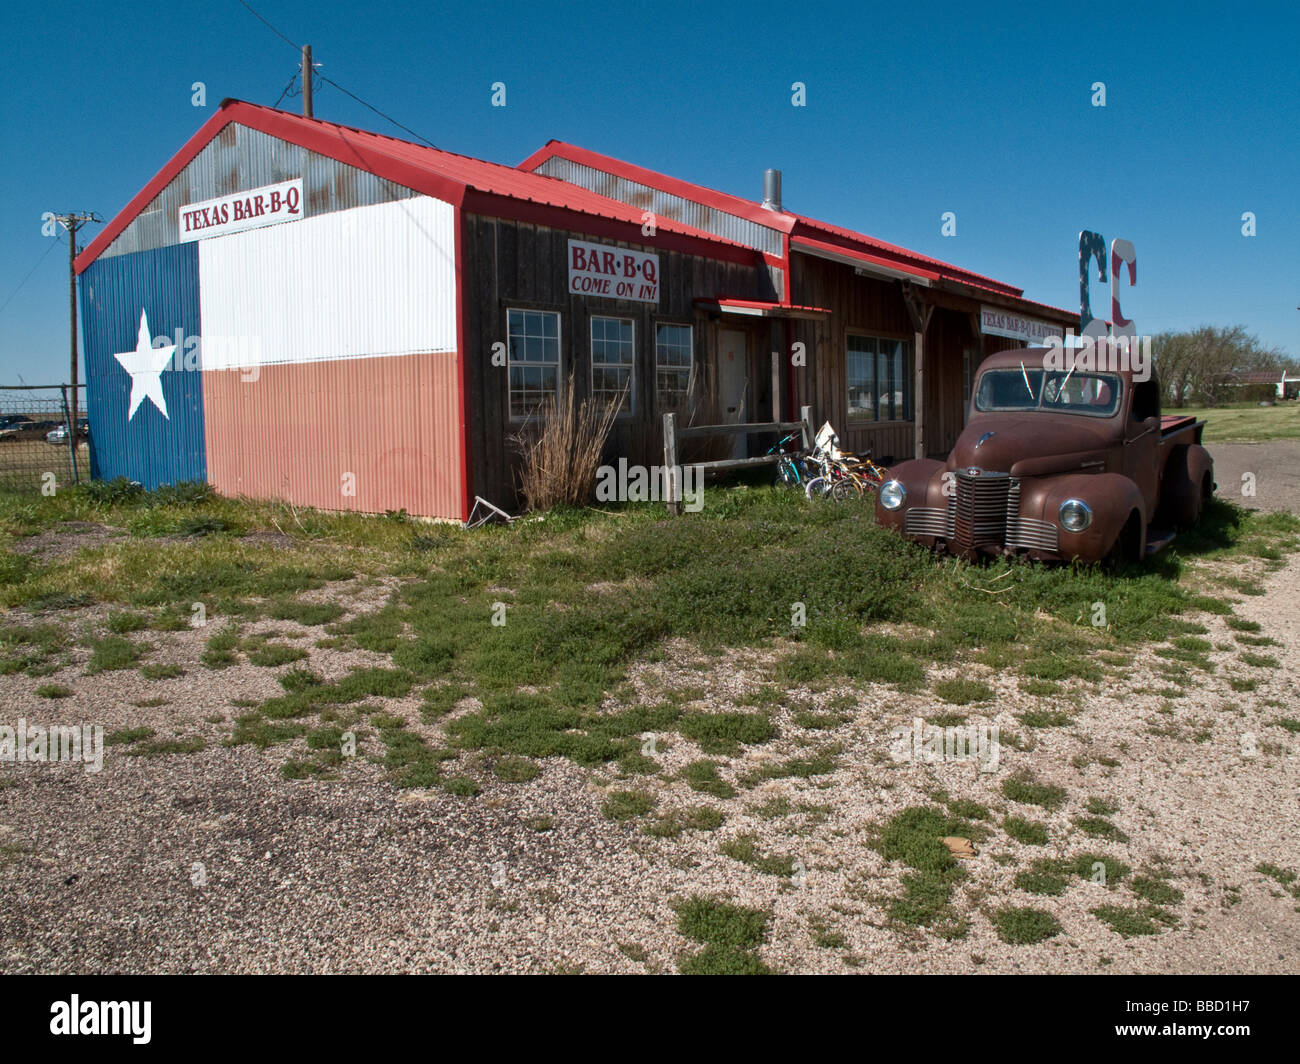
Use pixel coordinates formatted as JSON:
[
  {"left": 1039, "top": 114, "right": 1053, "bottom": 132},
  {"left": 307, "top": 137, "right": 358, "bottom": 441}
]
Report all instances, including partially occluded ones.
[{"left": 875, "top": 348, "right": 1214, "bottom": 563}]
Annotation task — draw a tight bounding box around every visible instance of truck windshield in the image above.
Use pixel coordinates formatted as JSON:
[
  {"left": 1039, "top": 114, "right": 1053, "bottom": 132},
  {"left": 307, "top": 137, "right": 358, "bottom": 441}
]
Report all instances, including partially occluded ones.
[{"left": 975, "top": 369, "right": 1121, "bottom": 417}]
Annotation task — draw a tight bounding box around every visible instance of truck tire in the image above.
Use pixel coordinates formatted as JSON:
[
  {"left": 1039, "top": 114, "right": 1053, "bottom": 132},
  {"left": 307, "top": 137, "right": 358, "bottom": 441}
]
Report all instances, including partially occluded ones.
[
  {"left": 1106, "top": 510, "right": 1144, "bottom": 567},
  {"left": 1158, "top": 445, "right": 1210, "bottom": 529}
]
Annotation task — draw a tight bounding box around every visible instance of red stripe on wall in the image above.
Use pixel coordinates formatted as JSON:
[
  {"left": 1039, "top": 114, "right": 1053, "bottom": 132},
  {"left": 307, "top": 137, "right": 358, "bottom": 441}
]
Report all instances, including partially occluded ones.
[{"left": 202, "top": 352, "right": 463, "bottom": 520}]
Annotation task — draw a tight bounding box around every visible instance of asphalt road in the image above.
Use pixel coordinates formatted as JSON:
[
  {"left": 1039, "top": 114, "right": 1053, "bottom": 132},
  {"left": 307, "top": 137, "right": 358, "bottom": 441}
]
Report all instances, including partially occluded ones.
[{"left": 1207, "top": 440, "right": 1300, "bottom": 513}]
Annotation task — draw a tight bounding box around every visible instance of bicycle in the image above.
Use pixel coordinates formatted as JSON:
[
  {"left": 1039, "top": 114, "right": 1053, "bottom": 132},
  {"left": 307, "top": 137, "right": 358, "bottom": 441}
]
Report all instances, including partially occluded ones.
[
  {"left": 765, "top": 432, "right": 812, "bottom": 489},
  {"left": 802, "top": 423, "right": 890, "bottom": 501}
]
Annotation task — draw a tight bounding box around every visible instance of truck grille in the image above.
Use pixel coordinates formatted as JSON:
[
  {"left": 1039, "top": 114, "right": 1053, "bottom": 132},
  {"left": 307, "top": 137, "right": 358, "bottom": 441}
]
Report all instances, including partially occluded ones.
[
  {"left": 1004, "top": 479, "right": 1059, "bottom": 552},
  {"left": 952, "top": 470, "right": 1010, "bottom": 549},
  {"left": 904, "top": 507, "right": 951, "bottom": 538},
  {"left": 903, "top": 474, "right": 1059, "bottom": 554}
]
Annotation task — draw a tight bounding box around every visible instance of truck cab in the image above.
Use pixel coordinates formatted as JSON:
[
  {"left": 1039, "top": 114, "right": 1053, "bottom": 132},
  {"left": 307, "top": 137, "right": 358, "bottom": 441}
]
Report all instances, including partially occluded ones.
[{"left": 875, "top": 347, "right": 1214, "bottom": 563}]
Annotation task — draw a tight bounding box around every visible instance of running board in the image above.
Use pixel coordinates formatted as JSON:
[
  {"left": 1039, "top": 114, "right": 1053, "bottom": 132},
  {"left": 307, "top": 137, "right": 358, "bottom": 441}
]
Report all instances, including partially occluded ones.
[{"left": 1146, "top": 529, "right": 1177, "bottom": 555}]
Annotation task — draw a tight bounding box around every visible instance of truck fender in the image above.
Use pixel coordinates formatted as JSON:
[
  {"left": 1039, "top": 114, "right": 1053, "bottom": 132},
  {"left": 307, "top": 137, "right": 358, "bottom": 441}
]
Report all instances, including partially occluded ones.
[
  {"left": 1030, "top": 472, "right": 1147, "bottom": 561},
  {"left": 1158, "top": 444, "right": 1215, "bottom": 528},
  {"left": 874, "top": 458, "right": 946, "bottom": 532}
]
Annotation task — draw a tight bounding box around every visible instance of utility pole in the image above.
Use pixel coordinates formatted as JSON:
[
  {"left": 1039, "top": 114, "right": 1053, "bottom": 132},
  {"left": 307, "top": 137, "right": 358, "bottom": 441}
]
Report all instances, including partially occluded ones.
[
  {"left": 302, "top": 44, "right": 313, "bottom": 117},
  {"left": 54, "top": 212, "right": 100, "bottom": 484}
]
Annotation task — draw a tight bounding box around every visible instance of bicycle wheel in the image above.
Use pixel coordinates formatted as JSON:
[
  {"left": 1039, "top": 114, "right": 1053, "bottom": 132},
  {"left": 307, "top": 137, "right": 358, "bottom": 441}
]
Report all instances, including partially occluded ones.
[
  {"left": 804, "top": 476, "right": 828, "bottom": 500},
  {"left": 829, "top": 477, "right": 863, "bottom": 501},
  {"left": 776, "top": 456, "right": 800, "bottom": 487}
]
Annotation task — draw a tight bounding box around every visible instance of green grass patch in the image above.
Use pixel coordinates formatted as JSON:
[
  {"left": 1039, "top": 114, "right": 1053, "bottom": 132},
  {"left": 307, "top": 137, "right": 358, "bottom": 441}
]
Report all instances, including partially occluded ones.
[
  {"left": 140, "top": 662, "right": 184, "bottom": 680},
  {"left": 601, "top": 789, "right": 657, "bottom": 821},
  {"left": 1002, "top": 772, "right": 1067, "bottom": 810},
  {"left": 1091, "top": 904, "right": 1174, "bottom": 937},
  {"left": 718, "top": 834, "right": 796, "bottom": 877},
  {"left": 1003, "top": 816, "right": 1050, "bottom": 846},
  {"left": 86, "top": 634, "right": 141, "bottom": 672},
  {"left": 677, "top": 711, "right": 775, "bottom": 755},
  {"left": 992, "top": 906, "right": 1063, "bottom": 944},
  {"left": 674, "top": 895, "right": 772, "bottom": 975},
  {"left": 933, "top": 678, "right": 994, "bottom": 704},
  {"left": 874, "top": 806, "right": 974, "bottom": 927}
]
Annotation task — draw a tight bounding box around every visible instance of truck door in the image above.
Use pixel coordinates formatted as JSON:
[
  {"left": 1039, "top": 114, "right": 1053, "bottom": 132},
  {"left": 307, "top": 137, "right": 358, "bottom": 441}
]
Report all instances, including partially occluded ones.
[{"left": 1123, "top": 377, "right": 1161, "bottom": 522}]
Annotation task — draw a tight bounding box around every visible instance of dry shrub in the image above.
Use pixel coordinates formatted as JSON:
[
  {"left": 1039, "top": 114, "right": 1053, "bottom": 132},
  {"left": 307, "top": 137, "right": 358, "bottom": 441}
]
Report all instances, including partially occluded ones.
[{"left": 512, "top": 375, "right": 623, "bottom": 511}]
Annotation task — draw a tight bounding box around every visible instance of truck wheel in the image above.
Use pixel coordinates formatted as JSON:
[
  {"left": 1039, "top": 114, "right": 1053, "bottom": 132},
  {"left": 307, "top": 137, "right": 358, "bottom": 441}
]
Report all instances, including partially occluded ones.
[{"left": 1107, "top": 511, "right": 1143, "bottom": 568}]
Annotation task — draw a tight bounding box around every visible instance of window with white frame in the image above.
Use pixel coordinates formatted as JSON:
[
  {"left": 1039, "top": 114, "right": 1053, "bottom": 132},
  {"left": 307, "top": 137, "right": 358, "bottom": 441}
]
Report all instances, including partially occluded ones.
[
  {"left": 847, "top": 334, "right": 911, "bottom": 422},
  {"left": 508, "top": 309, "right": 560, "bottom": 419},
  {"left": 655, "top": 323, "right": 693, "bottom": 413},
  {"left": 590, "top": 316, "right": 634, "bottom": 414}
]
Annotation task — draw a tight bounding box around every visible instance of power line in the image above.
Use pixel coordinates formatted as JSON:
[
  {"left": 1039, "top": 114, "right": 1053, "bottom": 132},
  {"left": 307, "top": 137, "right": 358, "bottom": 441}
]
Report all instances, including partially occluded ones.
[
  {"left": 274, "top": 70, "right": 300, "bottom": 108},
  {"left": 235, "top": 1, "right": 440, "bottom": 148},
  {"left": 315, "top": 74, "right": 439, "bottom": 148},
  {"left": 0, "top": 234, "right": 62, "bottom": 318},
  {"left": 237, "top": 0, "right": 299, "bottom": 50}
]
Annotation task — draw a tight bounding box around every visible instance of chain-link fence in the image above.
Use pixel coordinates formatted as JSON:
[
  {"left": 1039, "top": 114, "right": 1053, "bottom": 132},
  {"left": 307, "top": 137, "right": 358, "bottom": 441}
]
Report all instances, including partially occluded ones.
[{"left": 0, "top": 385, "right": 88, "bottom": 494}]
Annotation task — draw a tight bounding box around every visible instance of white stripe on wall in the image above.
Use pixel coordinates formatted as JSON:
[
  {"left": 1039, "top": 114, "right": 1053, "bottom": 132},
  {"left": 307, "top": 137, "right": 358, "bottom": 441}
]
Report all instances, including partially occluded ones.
[{"left": 198, "top": 195, "right": 456, "bottom": 369}]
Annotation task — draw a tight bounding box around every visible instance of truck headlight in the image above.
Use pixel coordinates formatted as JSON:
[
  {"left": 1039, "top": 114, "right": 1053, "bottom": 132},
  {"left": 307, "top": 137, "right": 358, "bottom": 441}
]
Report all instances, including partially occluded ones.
[
  {"left": 880, "top": 480, "right": 906, "bottom": 511},
  {"left": 1058, "top": 498, "right": 1092, "bottom": 532}
]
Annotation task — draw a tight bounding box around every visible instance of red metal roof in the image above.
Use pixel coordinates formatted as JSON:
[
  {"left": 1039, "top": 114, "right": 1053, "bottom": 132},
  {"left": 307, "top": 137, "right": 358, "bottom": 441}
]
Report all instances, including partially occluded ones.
[
  {"left": 76, "top": 101, "right": 754, "bottom": 274},
  {"left": 519, "top": 140, "right": 1077, "bottom": 316}
]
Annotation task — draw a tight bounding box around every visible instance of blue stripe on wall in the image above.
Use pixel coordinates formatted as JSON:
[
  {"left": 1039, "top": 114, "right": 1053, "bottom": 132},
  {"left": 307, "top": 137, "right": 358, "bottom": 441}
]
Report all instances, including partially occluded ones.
[{"left": 80, "top": 243, "right": 206, "bottom": 490}]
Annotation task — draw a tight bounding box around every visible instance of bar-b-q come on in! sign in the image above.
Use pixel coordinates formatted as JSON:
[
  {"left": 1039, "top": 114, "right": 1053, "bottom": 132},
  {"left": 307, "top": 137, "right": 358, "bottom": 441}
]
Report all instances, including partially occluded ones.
[
  {"left": 178, "top": 179, "right": 304, "bottom": 242},
  {"left": 568, "top": 239, "right": 659, "bottom": 303}
]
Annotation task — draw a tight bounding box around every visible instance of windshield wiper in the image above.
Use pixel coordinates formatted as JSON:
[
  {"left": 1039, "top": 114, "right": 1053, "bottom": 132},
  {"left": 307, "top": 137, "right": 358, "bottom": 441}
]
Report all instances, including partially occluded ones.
[{"left": 1020, "top": 361, "right": 1034, "bottom": 399}]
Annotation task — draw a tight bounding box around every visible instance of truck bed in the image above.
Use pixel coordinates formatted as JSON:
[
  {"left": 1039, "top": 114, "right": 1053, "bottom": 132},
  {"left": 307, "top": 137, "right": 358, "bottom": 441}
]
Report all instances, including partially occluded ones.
[
  {"left": 1160, "top": 414, "right": 1197, "bottom": 435},
  {"left": 1159, "top": 413, "right": 1206, "bottom": 449}
]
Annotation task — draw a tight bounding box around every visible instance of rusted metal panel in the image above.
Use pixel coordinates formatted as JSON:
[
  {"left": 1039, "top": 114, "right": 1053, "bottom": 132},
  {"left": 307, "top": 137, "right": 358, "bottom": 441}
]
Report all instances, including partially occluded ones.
[
  {"left": 534, "top": 157, "right": 784, "bottom": 258},
  {"left": 202, "top": 350, "right": 463, "bottom": 520},
  {"left": 101, "top": 124, "right": 418, "bottom": 260}
]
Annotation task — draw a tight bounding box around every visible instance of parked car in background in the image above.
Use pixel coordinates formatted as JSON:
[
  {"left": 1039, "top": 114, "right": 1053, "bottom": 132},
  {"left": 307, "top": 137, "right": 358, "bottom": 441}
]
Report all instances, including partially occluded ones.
[
  {"left": 876, "top": 347, "right": 1214, "bottom": 564},
  {"left": 45, "top": 418, "right": 89, "bottom": 445},
  {"left": 0, "top": 415, "right": 35, "bottom": 441}
]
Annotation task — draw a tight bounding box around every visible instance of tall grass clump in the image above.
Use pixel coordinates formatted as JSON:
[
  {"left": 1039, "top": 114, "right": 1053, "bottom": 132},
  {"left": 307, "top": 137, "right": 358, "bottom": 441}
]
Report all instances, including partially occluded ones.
[{"left": 511, "top": 375, "right": 623, "bottom": 512}]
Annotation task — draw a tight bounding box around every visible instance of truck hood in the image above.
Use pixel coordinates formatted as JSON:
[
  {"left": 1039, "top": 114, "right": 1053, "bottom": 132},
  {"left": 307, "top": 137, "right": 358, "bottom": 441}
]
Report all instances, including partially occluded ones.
[{"left": 948, "top": 416, "right": 1112, "bottom": 475}]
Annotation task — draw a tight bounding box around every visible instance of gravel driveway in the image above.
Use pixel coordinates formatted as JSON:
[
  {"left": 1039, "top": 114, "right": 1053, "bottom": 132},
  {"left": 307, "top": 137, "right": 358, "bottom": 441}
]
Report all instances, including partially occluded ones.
[{"left": 2, "top": 504, "right": 1298, "bottom": 974}]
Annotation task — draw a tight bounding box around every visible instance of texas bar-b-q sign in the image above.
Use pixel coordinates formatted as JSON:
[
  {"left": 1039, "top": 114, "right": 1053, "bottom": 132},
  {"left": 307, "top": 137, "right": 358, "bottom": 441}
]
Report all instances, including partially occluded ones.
[{"left": 178, "top": 179, "right": 304, "bottom": 242}]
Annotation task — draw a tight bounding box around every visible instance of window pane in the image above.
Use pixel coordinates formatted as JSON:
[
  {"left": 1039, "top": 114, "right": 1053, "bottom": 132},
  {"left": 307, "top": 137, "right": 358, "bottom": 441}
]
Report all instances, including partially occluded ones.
[
  {"left": 592, "top": 316, "right": 634, "bottom": 413},
  {"left": 507, "top": 309, "right": 560, "bottom": 417},
  {"left": 894, "top": 343, "right": 906, "bottom": 421},
  {"left": 847, "top": 336, "right": 876, "bottom": 420},
  {"left": 655, "top": 324, "right": 693, "bottom": 412}
]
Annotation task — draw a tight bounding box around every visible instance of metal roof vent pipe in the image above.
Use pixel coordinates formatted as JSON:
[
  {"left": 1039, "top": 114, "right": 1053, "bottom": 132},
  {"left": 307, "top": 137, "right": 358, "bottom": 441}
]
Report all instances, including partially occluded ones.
[{"left": 761, "top": 168, "right": 782, "bottom": 212}]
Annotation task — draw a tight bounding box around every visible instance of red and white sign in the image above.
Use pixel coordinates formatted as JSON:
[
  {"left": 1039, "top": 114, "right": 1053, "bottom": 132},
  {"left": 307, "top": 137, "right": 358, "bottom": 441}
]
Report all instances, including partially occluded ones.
[
  {"left": 567, "top": 239, "right": 659, "bottom": 303},
  {"left": 980, "top": 305, "right": 1063, "bottom": 344},
  {"left": 179, "top": 179, "right": 304, "bottom": 243}
]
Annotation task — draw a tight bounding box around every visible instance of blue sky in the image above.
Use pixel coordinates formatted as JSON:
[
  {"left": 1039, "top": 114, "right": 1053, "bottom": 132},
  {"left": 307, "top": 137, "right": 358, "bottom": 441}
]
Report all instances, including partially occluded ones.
[{"left": 2, "top": 0, "right": 1297, "bottom": 389}]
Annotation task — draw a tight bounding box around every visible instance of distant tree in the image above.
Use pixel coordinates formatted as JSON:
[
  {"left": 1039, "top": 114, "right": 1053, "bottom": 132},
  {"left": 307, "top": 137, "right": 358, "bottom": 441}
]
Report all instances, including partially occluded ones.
[{"left": 1152, "top": 325, "right": 1291, "bottom": 407}]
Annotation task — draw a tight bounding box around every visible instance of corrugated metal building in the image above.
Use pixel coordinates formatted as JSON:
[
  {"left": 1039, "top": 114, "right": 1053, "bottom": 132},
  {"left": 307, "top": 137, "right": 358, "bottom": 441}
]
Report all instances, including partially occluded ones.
[{"left": 77, "top": 100, "right": 1077, "bottom": 519}]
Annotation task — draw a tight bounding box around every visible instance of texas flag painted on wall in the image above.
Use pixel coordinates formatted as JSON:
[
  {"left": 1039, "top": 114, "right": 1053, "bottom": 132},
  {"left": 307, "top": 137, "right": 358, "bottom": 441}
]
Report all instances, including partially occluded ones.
[{"left": 79, "top": 242, "right": 206, "bottom": 489}]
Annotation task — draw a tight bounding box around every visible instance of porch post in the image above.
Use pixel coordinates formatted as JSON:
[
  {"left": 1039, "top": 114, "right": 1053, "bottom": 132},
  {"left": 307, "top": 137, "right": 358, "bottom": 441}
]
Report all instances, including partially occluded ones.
[{"left": 902, "top": 282, "right": 934, "bottom": 460}]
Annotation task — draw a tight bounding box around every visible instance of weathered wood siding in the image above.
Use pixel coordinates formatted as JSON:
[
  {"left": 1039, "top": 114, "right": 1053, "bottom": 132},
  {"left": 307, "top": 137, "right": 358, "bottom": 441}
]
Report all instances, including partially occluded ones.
[
  {"left": 462, "top": 213, "right": 767, "bottom": 507},
  {"left": 788, "top": 253, "right": 979, "bottom": 464}
]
